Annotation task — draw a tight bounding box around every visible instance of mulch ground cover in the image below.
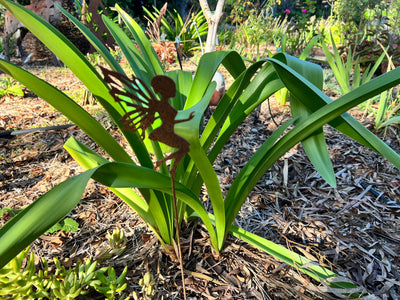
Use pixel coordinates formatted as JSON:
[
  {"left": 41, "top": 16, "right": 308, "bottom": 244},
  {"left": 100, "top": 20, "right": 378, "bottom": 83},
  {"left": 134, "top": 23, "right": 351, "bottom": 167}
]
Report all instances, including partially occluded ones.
[{"left": 1, "top": 58, "right": 400, "bottom": 299}]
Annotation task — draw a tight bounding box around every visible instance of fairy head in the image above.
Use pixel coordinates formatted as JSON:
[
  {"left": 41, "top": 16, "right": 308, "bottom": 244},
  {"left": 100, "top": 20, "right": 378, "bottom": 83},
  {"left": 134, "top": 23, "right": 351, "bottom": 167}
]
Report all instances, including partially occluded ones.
[{"left": 151, "top": 75, "right": 176, "bottom": 99}]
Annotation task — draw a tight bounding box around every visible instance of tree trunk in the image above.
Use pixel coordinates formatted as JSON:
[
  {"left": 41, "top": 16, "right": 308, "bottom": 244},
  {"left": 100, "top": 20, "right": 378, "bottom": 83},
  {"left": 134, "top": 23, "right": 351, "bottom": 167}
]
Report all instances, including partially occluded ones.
[
  {"left": 199, "top": 0, "right": 225, "bottom": 53},
  {"left": 81, "top": 0, "right": 87, "bottom": 25}
]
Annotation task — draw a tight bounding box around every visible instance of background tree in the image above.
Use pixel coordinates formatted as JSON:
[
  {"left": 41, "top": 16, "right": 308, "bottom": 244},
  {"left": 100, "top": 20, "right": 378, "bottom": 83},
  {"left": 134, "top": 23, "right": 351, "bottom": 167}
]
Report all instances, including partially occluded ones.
[{"left": 199, "top": 0, "right": 225, "bottom": 52}]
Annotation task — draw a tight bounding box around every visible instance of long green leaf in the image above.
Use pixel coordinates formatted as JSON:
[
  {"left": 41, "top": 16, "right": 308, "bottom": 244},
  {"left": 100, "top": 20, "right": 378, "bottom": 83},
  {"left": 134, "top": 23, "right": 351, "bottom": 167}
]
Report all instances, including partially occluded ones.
[
  {"left": 362, "top": 52, "right": 385, "bottom": 83},
  {"left": 181, "top": 51, "right": 252, "bottom": 199},
  {"left": 268, "top": 57, "right": 400, "bottom": 171},
  {"left": 206, "top": 53, "right": 323, "bottom": 167},
  {"left": 200, "top": 60, "right": 270, "bottom": 152},
  {"left": 63, "top": 136, "right": 175, "bottom": 245},
  {"left": 167, "top": 70, "right": 193, "bottom": 110},
  {"left": 207, "top": 62, "right": 281, "bottom": 162},
  {"left": 186, "top": 51, "right": 245, "bottom": 109},
  {"left": 102, "top": 15, "right": 154, "bottom": 84},
  {"left": 175, "top": 84, "right": 225, "bottom": 250},
  {"left": 0, "top": 0, "right": 112, "bottom": 104},
  {"left": 280, "top": 54, "right": 336, "bottom": 186},
  {"left": 0, "top": 59, "right": 132, "bottom": 163},
  {"left": 291, "top": 93, "right": 335, "bottom": 187},
  {"left": 225, "top": 60, "right": 400, "bottom": 244},
  {"left": 378, "top": 116, "right": 400, "bottom": 129},
  {"left": 224, "top": 118, "right": 296, "bottom": 236},
  {"left": 252, "top": 63, "right": 400, "bottom": 192},
  {"left": 202, "top": 211, "right": 366, "bottom": 295},
  {"left": 0, "top": 170, "right": 96, "bottom": 269},
  {"left": 57, "top": 5, "right": 124, "bottom": 74},
  {"left": 321, "top": 34, "right": 350, "bottom": 94},
  {"left": 115, "top": 4, "right": 164, "bottom": 76},
  {"left": 299, "top": 35, "right": 320, "bottom": 60},
  {"left": 229, "top": 224, "right": 365, "bottom": 295},
  {"left": 63, "top": 137, "right": 151, "bottom": 216}
]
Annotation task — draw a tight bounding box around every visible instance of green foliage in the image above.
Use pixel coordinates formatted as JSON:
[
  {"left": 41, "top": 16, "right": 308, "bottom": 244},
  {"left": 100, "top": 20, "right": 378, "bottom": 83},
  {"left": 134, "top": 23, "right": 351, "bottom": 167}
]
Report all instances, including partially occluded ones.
[
  {"left": 0, "top": 5, "right": 5, "bottom": 26},
  {"left": 317, "top": 17, "right": 348, "bottom": 46},
  {"left": 0, "top": 207, "right": 22, "bottom": 218},
  {"left": 95, "top": 228, "right": 127, "bottom": 262},
  {"left": 387, "top": 0, "right": 400, "bottom": 35},
  {"left": 143, "top": 6, "right": 207, "bottom": 54},
  {"left": 275, "top": 35, "right": 319, "bottom": 105},
  {"left": 279, "top": 15, "right": 319, "bottom": 55},
  {"left": 266, "top": 2, "right": 322, "bottom": 55},
  {"left": 0, "top": 76, "right": 24, "bottom": 97},
  {"left": 226, "top": 9, "right": 289, "bottom": 60},
  {"left": 1, "top": 1, "right": 400, "bottom": 297},
  {"left": 231, "top": 12, "right": 278, "bottom": 61},
  {"left": 226, "top": 0, "right": 257, "bottom": 25},
  {"left": 365, "top": 53, "right": 400, "bottom": 131},
  {"left": 341, "top": 23, "right": 400, "bottom": 72},
  {"left": 321, "top": 32, "right": 385, "bottom": 95},
  {"left": 332, "top": 0, "right": 381, "bottom": 24},
  {"left": 330, "top": 1, "right": 400, "bottom": 77},
  {"left": 138, "top": 272, "right": 155, "bottom": 299},
  {"left": 46, "top": 217, "right": 79, "bottom": 234},
  {"left": 100, "top": 0, "right": 176, "bottom": 22},
  {"left": 0, "top": 247, "right": 128, "bottom": 299},
  {"left": 92, "top": 266, "right": 128, "bottom": 299},
  {"left": 371, "top": 87, "right": 400, "bottom": 131}
]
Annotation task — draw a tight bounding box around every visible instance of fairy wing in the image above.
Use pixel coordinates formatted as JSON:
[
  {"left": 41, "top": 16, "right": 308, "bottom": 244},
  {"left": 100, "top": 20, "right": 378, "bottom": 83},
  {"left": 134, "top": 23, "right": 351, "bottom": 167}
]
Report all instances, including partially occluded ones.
[{"left": 101, "top": 66, "right": 158, "bottom": 139}]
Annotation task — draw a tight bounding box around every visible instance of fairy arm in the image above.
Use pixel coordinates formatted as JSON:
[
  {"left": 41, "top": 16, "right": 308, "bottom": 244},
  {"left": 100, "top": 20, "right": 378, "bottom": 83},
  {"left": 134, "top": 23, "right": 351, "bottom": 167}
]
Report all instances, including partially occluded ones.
[{"left": 174, "top": 112, "right": 195, "bottom": 124}]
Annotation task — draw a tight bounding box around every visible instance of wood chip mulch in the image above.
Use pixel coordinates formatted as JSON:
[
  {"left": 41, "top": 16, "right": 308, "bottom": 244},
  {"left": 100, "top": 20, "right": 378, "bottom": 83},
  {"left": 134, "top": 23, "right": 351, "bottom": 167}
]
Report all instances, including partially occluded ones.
[{"left": 1, "top": 64, "right": 400, "bottom": 299}]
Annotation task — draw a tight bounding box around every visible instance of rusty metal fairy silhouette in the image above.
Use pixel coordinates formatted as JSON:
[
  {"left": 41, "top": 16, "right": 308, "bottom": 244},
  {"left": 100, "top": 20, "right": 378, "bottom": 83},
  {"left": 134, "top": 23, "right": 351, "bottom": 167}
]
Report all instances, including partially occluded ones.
[
  {"left": 101, "top": 66, "right": 191, "bottom": 298},
  {"left": 101, "top": 67, "right": 194, "bottom": 175}
]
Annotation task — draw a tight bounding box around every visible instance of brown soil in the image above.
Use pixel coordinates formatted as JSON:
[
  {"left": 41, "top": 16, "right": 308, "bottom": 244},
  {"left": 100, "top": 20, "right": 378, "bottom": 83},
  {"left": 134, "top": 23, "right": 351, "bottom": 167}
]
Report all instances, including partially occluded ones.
[{"left": 1, "top": 58, "right": 400, "bottom": 299}]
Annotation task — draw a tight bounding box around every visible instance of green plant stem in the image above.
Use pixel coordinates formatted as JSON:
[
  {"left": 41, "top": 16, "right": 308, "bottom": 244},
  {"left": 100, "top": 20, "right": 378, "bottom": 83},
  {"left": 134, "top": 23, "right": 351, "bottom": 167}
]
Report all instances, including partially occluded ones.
[{"left": 171, "top": 173, "right": 186, "bottom": 299}]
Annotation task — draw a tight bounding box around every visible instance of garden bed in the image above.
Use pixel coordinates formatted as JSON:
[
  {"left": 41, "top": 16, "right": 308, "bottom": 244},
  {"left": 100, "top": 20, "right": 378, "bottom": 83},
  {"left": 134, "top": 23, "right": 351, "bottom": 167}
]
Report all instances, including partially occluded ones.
[{"left": 1, "top": 61, "right": 400, "bottom": 299}]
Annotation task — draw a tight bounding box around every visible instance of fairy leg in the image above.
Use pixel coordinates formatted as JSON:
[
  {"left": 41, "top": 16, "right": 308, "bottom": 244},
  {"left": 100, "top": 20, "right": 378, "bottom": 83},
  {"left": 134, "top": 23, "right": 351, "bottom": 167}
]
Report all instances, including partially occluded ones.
[{"left": 150, "top": 128, "right": 190, "bottom": 175}]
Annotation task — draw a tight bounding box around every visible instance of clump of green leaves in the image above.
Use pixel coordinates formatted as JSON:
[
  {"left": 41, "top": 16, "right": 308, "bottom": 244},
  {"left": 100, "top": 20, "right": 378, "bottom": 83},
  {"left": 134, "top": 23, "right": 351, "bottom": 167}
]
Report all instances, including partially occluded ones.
[
  {"left": 95, "top": 227, "right": 127, "bottom": 262},
  {"left": 321, "top": 32, "right": 385, "bottom": 95},
  {"left": 143, "top": 5, "right": 207, "bottom": 54},
  {"left": 279, "top": 13, "right": 319, "bottom": 55},
  {"left": 92, "top": 266, "right": 129, "bottom": 299},
  {"left": 0, "top": 77, "right": 24, "bottom": 97},
  {"left": 137, "top": 272, "right": 155, "bottom": 299},
  {"left": 46, "top": 217, "right": 79, "bottom": 234},
  {"left": 0, "top": 207, "right": 22, "bottom": 218},
  {"left": 364, "top": 53, "right": 400, "bottom": 131},
  {"left": 0, "top": 247, "right": 128, "bottom": 299}
]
